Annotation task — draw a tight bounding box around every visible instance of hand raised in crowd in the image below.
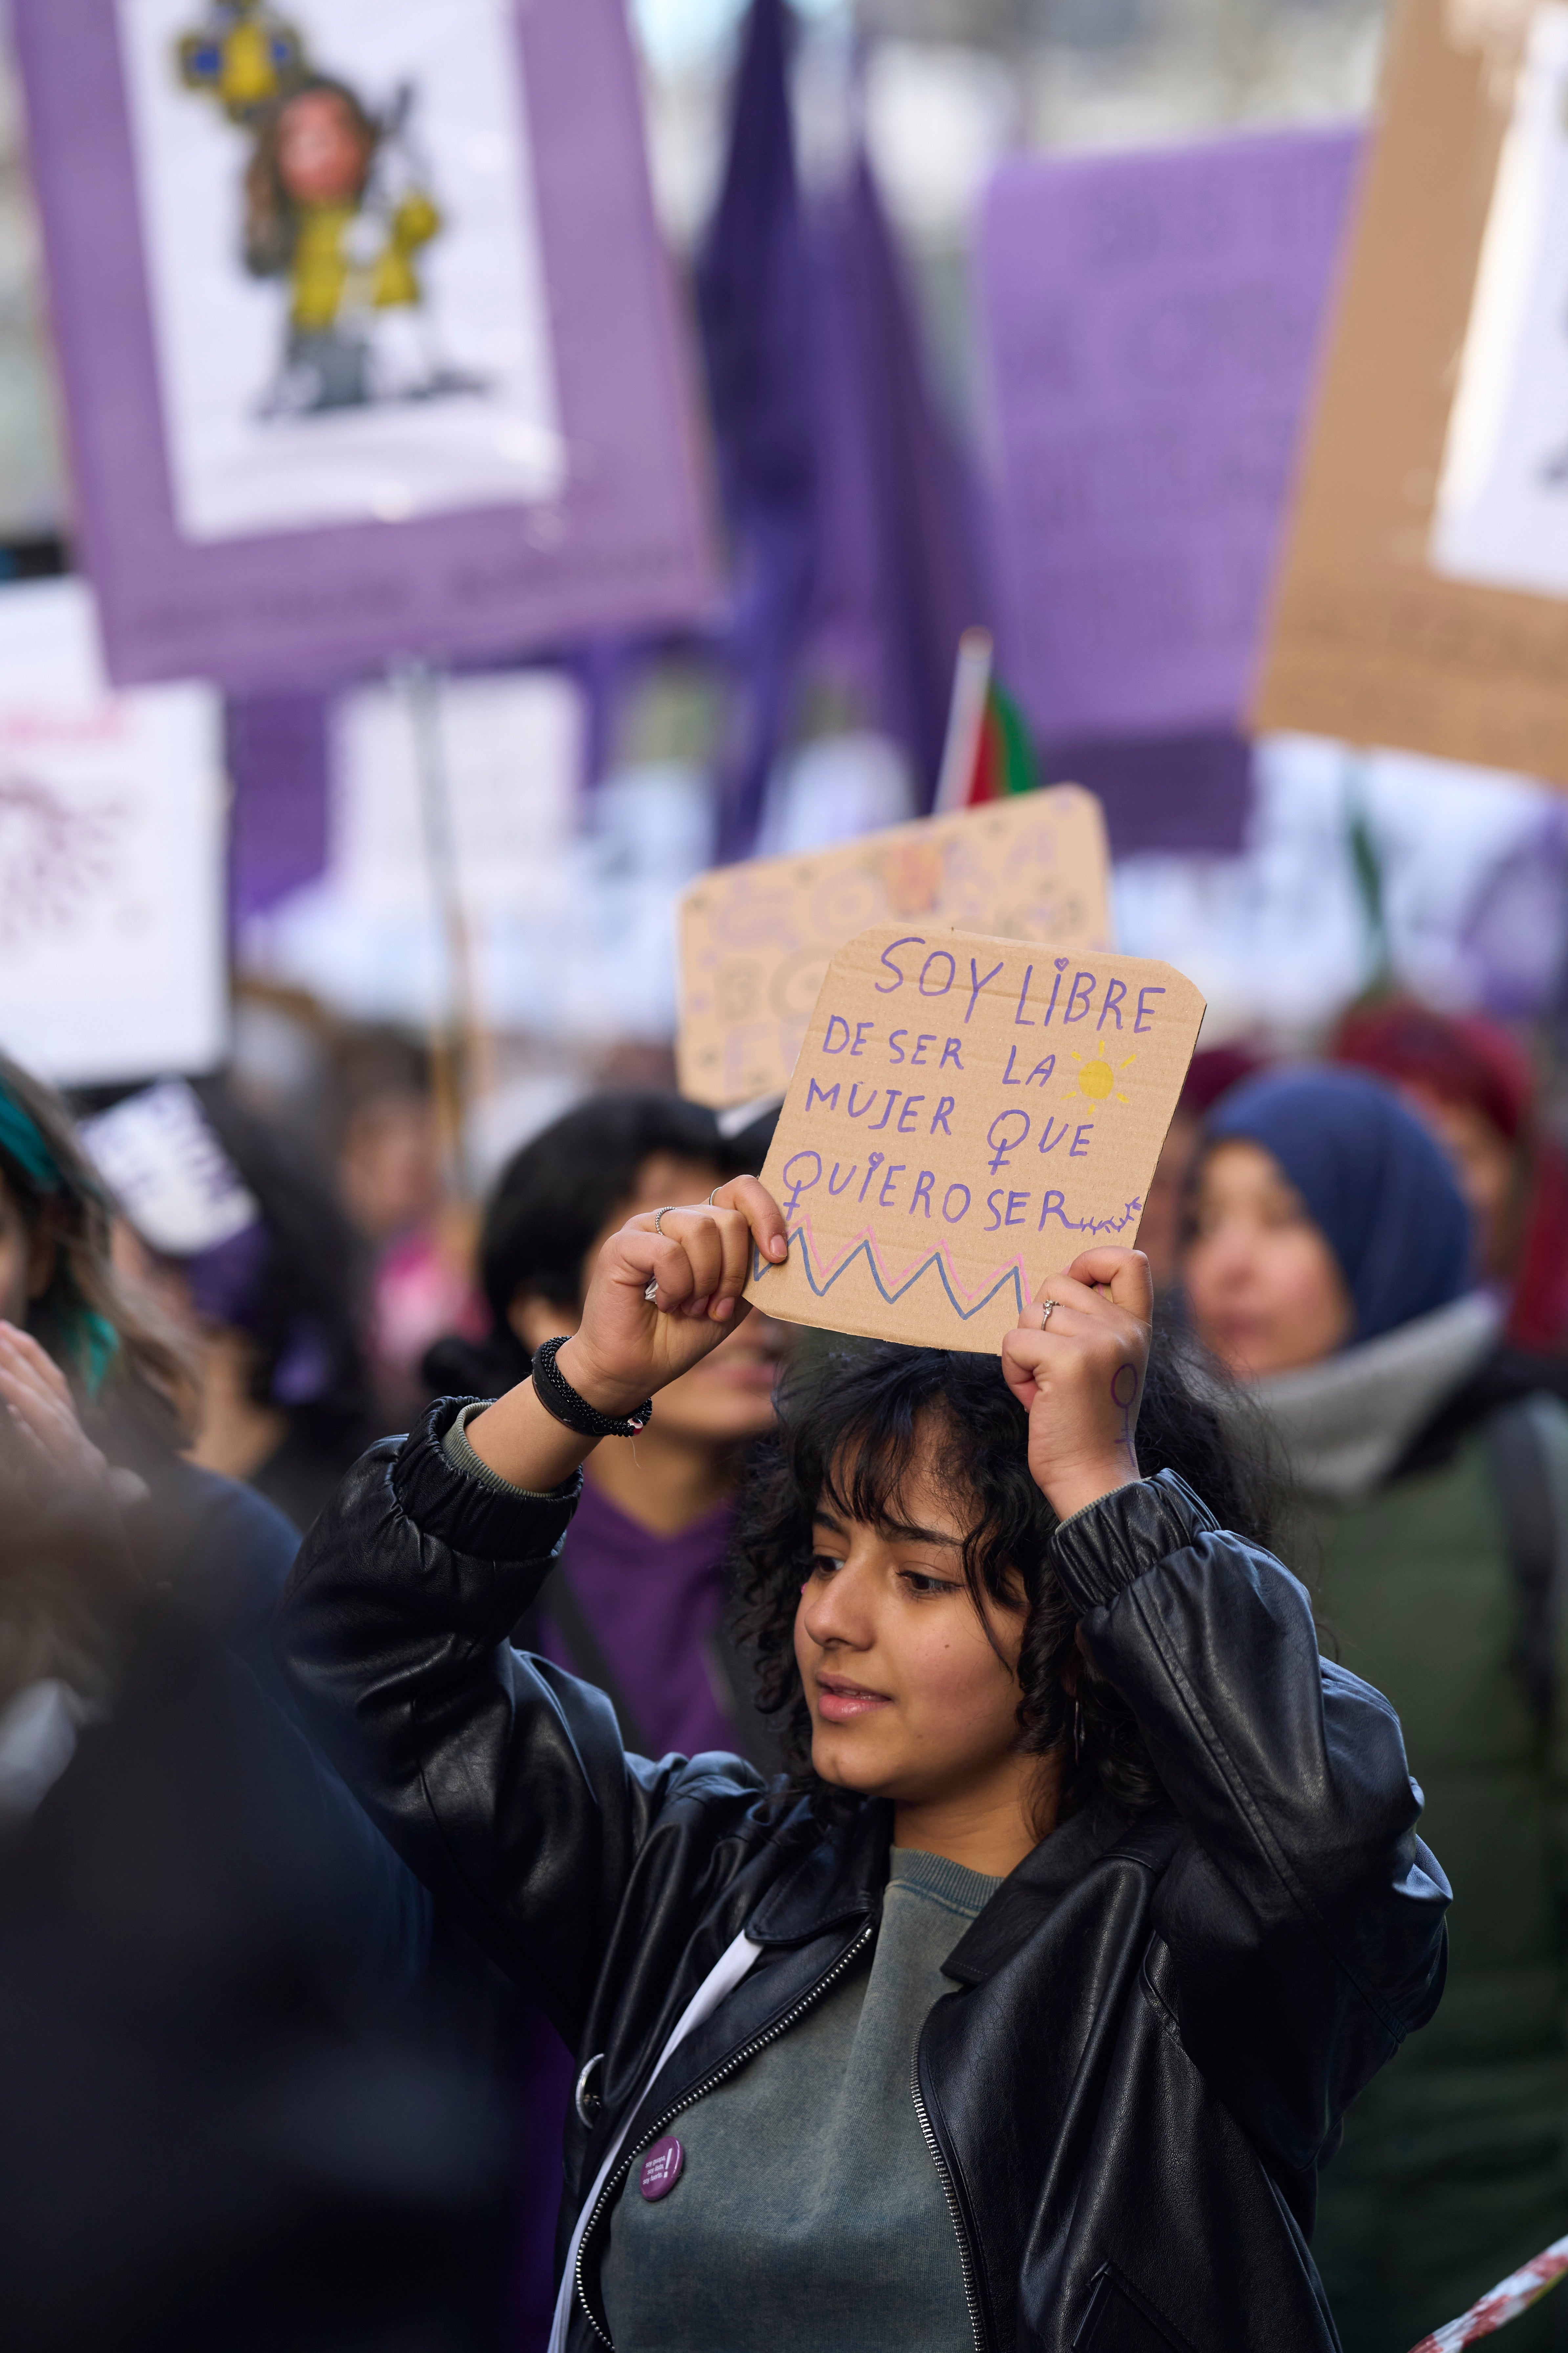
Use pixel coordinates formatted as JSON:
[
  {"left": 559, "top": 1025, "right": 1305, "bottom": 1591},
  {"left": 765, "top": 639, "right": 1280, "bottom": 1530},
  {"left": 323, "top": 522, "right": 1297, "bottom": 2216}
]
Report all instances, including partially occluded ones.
[
  {"left": 560, "top": 1176, "right": 789, "bottom": 1417},
  {"left": 0, "top": 1320, "right": 121, "bottom": 1538},
  {"left": 1001, "top": 1247, "right": 1152, "bottom": 1524},
  {"left": 465, "top": 1178, "right": 788, "bottom": 1493}
]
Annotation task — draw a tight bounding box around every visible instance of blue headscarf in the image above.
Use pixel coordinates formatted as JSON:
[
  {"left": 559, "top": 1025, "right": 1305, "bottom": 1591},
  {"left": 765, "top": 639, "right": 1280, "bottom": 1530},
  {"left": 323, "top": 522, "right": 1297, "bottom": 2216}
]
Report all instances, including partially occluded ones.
[{"left": 1205, "top": 1066, "right": 1473, "bottom": 1345}]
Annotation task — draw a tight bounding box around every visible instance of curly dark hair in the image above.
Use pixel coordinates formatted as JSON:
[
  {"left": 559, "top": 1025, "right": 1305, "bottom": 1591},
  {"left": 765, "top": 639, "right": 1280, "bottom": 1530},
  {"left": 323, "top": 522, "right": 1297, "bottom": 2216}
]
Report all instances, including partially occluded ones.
[{"left": 733, "top": 1333, "right": 1273, "bottom": 1833}]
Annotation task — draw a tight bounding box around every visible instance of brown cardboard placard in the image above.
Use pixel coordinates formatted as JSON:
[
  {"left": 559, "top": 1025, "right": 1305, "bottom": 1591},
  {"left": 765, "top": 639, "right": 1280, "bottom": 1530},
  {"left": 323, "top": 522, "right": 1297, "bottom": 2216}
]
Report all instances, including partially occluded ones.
[
  {"left": 676, "top": 787, "right": 1111, "bottom": 1110},
  {"left": 1252, "top": 0, "right": 1568, "bottom": 783},
  {"left": 743, "top": 924, "right": 1205, "bottom": 1354}
]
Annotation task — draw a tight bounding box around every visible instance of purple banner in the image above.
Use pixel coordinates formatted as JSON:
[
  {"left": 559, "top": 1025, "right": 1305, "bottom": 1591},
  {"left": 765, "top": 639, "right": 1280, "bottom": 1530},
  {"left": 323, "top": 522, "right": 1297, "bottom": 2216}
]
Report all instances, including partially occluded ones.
[
  {"left": 977, "top": 128, "right": 1361, "bottom": 743},
  {"left": 14, "top": 0, "right": 716, "bottom": 688}
]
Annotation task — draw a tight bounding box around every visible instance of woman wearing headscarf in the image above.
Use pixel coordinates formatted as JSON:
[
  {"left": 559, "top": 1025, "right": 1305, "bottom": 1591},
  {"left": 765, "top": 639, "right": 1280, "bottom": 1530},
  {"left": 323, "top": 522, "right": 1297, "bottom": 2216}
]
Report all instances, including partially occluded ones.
[
  {"left": 1182, "top": 1065, "right": 1568, "bottom": 2353},
  {"left": 1336, "top": 996, "right": 1568, "bottom": 1357}
]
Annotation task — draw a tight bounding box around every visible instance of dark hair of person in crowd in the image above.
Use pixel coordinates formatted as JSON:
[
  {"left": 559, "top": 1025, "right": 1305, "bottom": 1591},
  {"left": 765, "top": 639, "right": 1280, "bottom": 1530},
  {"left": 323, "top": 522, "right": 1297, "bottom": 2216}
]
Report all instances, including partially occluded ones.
[
  {"left": 735, "top": 1331, "right": 1271, "bottom": 1831},
  {"left": 189, "top": 1075, "right": 373, "bottom": 1454},
  {"left": 425, "top": 1090, "right": 749, "bottom": 1399},
  {"left": 0, "top": 1050, "right": 192, "bottom": 1441}
]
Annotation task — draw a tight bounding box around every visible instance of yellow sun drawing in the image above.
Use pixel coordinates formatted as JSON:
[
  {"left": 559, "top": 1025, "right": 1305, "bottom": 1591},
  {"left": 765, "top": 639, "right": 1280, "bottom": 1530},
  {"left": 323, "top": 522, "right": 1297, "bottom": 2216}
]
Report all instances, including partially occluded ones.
[{"left": 1063, "top": 1052, "right": 1136, "bottom": 1107}]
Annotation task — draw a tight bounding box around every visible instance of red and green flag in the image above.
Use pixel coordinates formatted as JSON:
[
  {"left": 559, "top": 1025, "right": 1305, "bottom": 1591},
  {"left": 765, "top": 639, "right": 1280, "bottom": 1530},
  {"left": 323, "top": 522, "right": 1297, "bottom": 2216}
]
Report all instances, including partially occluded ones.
[{"left": 934, "top": 628, "right": 1044, "bottom": 810}]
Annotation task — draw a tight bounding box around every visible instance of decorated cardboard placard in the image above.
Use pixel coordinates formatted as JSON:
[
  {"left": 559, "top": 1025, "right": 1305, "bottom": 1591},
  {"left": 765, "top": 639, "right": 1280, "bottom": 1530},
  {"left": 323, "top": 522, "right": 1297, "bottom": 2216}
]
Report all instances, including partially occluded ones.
[
  {"left": 743, "top": 924, "right": 1204, "bottom": 1354},
  {"left": 677, "top": 786, "right": 1111, "bottom": 1111},
  {"left": 1252, "top": 0, "right": 1568, "bottom": 786}
]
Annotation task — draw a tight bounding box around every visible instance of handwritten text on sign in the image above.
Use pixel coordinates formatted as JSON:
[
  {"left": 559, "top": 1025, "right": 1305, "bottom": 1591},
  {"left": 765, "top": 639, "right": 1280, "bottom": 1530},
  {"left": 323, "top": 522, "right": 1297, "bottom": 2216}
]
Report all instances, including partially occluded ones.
[
  {"left": 677, "top": 786, "right": 1111, "bottom": 1109},
  {"left": 744, "top": 924, "right": 1205, "bottom": 1352}
]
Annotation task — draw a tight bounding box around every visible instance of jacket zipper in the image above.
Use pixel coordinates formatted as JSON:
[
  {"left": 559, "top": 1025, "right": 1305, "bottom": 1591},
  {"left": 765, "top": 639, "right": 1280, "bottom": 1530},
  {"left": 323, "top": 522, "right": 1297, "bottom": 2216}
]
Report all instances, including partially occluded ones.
[
  {"left": 571, "top": 1918, "right": 876, "bottom": 2349},
  {"left": 911, "top": 2044, "right": 986, "bottom": 2353}
]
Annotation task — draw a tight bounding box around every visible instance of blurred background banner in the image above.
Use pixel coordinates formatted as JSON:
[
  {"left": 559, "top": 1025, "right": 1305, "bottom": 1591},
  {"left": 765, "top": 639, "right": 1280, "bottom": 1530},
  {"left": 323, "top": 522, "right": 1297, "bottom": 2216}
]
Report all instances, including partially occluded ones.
[
  {"left": 977, "top": 125, "right": 1361, "bottom": 852},
  {"left": 12, "top": 0, "right": 716, "bottom": 687},
  {"left": 1254, "top": 0, "right": 1568, "bottom": 788},
  {"left": 0, "top": 577, "right": 226, "bottom": 1081}
]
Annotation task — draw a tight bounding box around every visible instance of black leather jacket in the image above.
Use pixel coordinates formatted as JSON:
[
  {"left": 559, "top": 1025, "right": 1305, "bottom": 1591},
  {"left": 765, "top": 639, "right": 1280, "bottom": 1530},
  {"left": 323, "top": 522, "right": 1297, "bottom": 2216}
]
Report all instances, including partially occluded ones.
[{"left": 276, "top": 1403, "right": 1450, "bottom": 2353}]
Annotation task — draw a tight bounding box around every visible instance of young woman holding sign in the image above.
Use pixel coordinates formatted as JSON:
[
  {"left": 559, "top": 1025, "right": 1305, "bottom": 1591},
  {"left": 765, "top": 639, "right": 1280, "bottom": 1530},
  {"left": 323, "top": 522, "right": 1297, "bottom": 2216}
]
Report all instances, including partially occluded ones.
[{"left": 279, "top": 1179, "right": 1448, "bottom": 2353}]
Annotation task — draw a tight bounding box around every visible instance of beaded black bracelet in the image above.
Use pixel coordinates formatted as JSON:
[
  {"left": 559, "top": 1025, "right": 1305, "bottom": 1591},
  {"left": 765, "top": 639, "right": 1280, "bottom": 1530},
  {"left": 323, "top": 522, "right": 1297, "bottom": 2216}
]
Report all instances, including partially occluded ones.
[{"left": 531, "top": 1335, "right": 653, "bottom": 1439}]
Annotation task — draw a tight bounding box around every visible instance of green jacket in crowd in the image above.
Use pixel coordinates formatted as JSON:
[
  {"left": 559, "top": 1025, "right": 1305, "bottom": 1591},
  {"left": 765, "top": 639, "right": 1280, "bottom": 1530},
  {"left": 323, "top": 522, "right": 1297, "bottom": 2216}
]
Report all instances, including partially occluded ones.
[{"left": 1247, "top": 1293, "right": 1568, "bottom": 2353}]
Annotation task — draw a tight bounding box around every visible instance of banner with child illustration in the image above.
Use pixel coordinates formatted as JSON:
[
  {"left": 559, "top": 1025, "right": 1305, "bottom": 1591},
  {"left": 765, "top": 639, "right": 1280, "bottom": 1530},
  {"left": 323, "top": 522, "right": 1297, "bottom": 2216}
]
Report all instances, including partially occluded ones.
[{"left": 14, "top": 0, "right": 713, "bottom": 684}]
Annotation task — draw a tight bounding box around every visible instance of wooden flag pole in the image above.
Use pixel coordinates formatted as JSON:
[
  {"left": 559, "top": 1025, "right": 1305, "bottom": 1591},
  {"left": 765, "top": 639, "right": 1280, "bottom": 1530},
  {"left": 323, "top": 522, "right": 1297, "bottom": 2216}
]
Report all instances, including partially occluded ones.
[{"left": 396, "top": 656, "right": 481, "bottom": 1203}]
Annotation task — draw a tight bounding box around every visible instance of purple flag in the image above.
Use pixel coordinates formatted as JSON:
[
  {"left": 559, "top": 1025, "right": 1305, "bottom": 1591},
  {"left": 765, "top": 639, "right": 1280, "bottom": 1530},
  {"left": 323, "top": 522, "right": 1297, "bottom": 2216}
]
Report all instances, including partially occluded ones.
[
  {"left": 693, "top": 4, "right": 984, "bottom": 857},
  {"left": 694, "top": 0, "right": 818, "bottom": 860},
  {"left": 808, "top": 152, "right": 985, "bottom": 813},
  {"left": 977, "top": 129, "right": 1361, "bottom": 747}
]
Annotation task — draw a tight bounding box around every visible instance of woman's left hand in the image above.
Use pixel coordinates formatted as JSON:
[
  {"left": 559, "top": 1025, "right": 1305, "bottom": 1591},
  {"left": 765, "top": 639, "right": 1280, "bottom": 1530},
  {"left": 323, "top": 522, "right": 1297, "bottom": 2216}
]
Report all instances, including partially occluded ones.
[{"left": 1001, "top": 1248, "right": 1152, "bottom": 1522}]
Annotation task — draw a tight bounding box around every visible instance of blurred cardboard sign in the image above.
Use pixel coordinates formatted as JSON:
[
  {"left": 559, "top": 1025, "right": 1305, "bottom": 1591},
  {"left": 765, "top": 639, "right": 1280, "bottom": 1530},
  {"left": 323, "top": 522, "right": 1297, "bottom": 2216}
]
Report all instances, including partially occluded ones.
[
  {"left": 978, "top": 128, "right": 1362, "bottom": 743},
  {"left": 743, "top": 924, "right": 1204, "bottom": 1354},
  {"left": 0, "top": 578, "right": 227, "bottom": 1085},
  {"left": 677, "top": 787, "right": 1112, "bottom": 1111},
  {"left": 1253, "top": 0, "right": 1568, "bottom": 784}
]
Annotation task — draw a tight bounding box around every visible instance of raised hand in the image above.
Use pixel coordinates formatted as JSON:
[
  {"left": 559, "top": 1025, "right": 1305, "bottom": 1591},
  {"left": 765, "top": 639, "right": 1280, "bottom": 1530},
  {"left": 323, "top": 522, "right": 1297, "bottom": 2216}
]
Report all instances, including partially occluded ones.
[
  {"left": 465, "top": 1179, "right": 789, "bottom": 1493},
  {"left": 1000, "top": 1248, "right": 1152, "bottom": 1523},
  {"left": 0, "top": 1322, "right": 116, "bottom": 1503},
  {"left": 558, "top": 1177, "right": 789, "bottom": 1417}
]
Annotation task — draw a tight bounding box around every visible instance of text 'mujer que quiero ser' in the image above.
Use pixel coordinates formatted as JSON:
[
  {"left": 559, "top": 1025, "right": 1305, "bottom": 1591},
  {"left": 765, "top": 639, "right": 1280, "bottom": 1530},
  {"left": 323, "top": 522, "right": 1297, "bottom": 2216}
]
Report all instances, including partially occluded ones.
[{"left": 745, "top": 924, "right": 1205, "bottom": 1354}]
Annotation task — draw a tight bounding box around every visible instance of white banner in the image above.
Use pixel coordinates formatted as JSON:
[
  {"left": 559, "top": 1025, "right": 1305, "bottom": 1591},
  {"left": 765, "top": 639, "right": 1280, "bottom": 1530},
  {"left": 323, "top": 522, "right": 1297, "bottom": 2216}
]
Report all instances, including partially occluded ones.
[{"left": 0, "top": 578, "right": 227, "bottom": 1083}]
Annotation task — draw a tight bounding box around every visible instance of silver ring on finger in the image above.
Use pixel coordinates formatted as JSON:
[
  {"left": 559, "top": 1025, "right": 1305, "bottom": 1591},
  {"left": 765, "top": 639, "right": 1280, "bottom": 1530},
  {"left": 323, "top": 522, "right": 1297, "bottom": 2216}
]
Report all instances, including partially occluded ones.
[
  {"left": 653, "top": 1205, "right": 675, "bottom": 1236},
  {"left": 707, "top": 1187, "right": 722, "bottom": 1206},
  {"left": 644, "top": 1279, "right": 660, "bottom": 1303},
  {"left": 1039, "top": 1299, "right": 1056, "bottom": 1329}
]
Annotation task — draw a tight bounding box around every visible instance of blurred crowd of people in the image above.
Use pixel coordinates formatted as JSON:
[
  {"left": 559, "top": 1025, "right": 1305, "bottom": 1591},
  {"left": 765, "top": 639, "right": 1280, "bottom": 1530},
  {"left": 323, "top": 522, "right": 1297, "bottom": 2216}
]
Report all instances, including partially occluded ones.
[{"left": 3, "top": 981, "right": 1568, "bottom": 2350}]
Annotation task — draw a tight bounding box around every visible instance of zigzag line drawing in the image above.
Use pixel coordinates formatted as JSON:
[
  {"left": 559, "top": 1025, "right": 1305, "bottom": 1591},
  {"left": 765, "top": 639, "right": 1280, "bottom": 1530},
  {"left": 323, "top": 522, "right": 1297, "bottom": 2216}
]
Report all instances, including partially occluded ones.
[
  {"left": 754, "top": 1225, "right": 1029, "bottom": 1323},
  {"left": 750, "top": 1197, "right": 1147, "bottom": 1325},
  {"left": 1042, "top": 1197, "right": 1145, "bottom": 1239}
]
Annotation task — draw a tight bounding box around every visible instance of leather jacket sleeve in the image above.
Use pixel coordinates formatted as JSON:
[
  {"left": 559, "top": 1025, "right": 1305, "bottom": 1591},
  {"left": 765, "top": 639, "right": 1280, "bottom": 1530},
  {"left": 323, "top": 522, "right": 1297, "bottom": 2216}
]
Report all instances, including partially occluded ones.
[
  {"left": 273, "top": 1402, "right": 764, "bottom": 2045},
  {"left": 1052, "top": 1470, "right": 1451, "bottom": 2180}
]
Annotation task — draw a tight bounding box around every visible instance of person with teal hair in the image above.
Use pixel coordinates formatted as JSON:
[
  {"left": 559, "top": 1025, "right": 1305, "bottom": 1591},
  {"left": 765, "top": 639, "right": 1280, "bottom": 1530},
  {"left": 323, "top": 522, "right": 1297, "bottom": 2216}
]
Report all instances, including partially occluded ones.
[{"left": 0, "top": 1048, "right": 304, "bottom": 1717}]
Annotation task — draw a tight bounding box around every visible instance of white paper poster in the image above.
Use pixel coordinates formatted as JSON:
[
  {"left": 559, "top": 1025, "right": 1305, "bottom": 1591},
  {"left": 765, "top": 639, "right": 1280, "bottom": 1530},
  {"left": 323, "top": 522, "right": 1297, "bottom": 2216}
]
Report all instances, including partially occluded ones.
[
  {"left": 117, "top": 0, "right": 564, "bottom": 542},
  {"left": 0, "top": 578, "right": 227, "bottom": 1083},
  {"left": 1433, "top": 2, "right": 1568, "bottom": 596},
  {"left": 328, "top": 667, "right": 581, "bottom": 915}
]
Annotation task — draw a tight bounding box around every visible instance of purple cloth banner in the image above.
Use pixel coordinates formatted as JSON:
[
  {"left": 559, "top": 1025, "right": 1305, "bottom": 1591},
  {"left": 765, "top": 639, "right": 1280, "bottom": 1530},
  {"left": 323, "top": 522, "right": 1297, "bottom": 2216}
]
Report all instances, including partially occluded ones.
[
  {"left": 226, "top": 690, "right": 331, "bottom": 924},
  {"left": 14, "top": 0, "right": 715, "bottom": 689},
  {"left": 1044, "top": 727, "right": 1253, "bottom": 858},
  {"left": 977, "top": 128, "right": 1361, "bottom": 745}
]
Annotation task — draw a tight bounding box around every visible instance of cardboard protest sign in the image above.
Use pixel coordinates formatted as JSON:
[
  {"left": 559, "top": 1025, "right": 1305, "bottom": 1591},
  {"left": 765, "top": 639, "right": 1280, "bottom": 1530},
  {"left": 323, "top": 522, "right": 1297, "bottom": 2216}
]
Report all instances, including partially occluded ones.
[
  {"left": 743, "top": 924, "right": 1204, "bottom": 1354},
  {"left": 13, "top": 0, "right": 713, "bottom": 686},
  {"left": 677, "top": 787, "right": 1111, "bottom": 1111},
  {"left": 1253, "top": 0, "right": 1568, "bottom": 786}
]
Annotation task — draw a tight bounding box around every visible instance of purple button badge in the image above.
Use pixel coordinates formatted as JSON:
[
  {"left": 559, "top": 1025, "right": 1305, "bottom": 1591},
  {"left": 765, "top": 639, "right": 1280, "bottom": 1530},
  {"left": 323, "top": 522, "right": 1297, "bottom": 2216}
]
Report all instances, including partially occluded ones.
[{"left": 639, "top": 2135, "right": 684, "bottom": 2201}]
